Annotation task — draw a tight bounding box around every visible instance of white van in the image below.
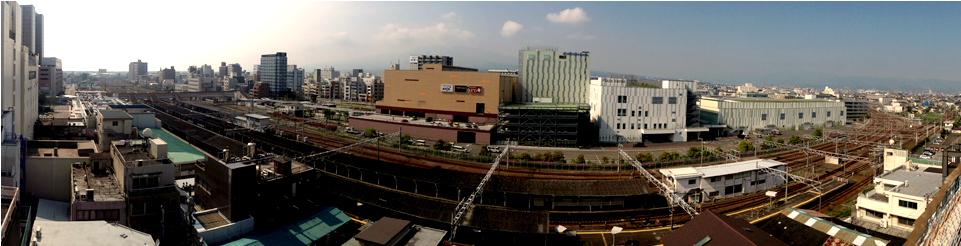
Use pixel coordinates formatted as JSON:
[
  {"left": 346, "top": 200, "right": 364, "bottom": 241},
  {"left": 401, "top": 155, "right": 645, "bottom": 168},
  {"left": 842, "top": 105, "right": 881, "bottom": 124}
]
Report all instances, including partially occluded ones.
[{"left": 452, "top": 145, "right": 469, "bottom": 153}]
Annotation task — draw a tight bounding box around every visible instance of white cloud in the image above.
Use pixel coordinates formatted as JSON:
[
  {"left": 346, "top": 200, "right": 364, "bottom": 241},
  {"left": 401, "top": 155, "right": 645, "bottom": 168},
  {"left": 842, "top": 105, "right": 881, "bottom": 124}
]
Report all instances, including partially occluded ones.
[
  {"left": 546, "top": 7, "right": 591, "bottom": 24},
  {"left": 567, "top": 33, "right": 596, "bottom": 40},
  {"left": 500, "top": 21, "right": 524, "bottom": 37},
  {"left": 375, "top": 22, "right": 475, "bottom": 43},
  {"left": 442, "top": 12, "right": 457, "bottom": 19}
]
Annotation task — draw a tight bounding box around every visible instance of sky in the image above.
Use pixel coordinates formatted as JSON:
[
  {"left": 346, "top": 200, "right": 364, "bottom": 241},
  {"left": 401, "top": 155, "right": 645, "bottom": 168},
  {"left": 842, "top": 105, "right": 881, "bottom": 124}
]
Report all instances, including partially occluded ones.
[{"left": 21, "top": 1, "right": 961, "bottom": 87}]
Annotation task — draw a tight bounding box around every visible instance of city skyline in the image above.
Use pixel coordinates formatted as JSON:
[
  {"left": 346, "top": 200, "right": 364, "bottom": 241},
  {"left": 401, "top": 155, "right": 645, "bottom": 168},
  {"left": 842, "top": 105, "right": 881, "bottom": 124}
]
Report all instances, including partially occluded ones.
[{"left": 24, "top": 2, "right": 961, "bottom": 87}]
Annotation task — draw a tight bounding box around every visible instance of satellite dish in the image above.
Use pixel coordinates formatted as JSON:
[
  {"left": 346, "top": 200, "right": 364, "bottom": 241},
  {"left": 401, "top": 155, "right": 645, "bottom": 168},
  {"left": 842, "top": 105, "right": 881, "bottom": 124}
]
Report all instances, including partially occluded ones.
[{"left": 142, "top": 128, "right": 153, "bottom": 138}]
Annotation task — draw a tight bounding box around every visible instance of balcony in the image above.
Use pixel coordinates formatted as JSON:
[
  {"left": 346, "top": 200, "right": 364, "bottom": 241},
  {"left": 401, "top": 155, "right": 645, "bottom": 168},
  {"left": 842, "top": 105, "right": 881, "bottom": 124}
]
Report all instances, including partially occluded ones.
[{"left": 857, "top": 190, "right": 890, "bottom": 212}]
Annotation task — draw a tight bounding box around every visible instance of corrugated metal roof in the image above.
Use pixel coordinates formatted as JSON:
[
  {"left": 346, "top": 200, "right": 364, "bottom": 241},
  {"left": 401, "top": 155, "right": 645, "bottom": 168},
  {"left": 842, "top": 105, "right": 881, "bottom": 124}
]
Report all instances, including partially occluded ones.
[{"left": 221, "top": 207, "right": 349, "bottom": 246}]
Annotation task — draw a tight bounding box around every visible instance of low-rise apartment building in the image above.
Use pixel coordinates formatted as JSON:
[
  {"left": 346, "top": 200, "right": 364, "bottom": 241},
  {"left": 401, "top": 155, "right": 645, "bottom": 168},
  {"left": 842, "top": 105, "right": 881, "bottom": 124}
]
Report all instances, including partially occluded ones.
[{"left": 856, "top": 148, "right": 942, "bottom": 231}]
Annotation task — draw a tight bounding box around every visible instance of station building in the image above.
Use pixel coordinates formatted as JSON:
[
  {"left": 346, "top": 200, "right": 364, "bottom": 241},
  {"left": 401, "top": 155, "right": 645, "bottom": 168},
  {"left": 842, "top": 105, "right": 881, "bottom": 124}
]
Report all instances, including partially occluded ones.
[
  {"left": 659, "top": 159, "right": 787, "bottom": 203},
  {"left": 375, "top": 64, "right": 515, "bottom": 124},
  {"left": 699, "top": 97, "right": 846, "bottom": 134}
]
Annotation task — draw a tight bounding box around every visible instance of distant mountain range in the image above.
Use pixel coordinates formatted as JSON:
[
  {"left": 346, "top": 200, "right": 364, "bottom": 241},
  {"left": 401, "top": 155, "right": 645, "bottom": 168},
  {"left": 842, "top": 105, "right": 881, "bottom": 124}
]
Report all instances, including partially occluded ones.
[{"left": 691, "top": 72, "right": 961, "bottom": 94}]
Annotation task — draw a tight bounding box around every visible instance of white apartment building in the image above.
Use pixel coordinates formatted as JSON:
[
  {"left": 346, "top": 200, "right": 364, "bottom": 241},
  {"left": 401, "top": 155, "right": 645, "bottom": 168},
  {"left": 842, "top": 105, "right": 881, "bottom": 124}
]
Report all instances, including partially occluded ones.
[
  {"left": 658, "top": 159, "right": 787, "bottom": 203},
  {"left": 589, "top": 78, "right": 704, "bottom": 143},
  {"left": 518, "top": 47, "right": 591, "bottom": 104},
  {"left": 856, "top": 148, "right": 942, "bottom": 231}
]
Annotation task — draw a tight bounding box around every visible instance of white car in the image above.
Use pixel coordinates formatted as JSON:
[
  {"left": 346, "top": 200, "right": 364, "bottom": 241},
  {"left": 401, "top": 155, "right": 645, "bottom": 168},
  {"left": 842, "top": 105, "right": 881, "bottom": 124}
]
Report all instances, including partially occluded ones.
[
  {"left": 486, "top": 145, "right": 502, "bottom": 153},
  {"left": 452, "top": 145, "right": 469, "bottom": 153},
  {"left": 412, "top": 140, "right": 427, "bottom": 146}
]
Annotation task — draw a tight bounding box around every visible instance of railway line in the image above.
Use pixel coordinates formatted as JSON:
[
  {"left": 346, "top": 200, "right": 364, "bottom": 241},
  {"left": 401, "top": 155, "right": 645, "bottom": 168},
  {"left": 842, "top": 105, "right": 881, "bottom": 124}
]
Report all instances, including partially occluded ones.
[{"left": 146, "top": 100, "right": 936, "bottom": 231}]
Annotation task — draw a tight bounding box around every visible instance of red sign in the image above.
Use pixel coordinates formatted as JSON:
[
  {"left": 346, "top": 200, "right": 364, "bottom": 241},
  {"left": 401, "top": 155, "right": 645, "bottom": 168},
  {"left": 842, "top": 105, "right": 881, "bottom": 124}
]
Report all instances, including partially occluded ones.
[{"left": 468, "top": 86, "right": 482, "bottom": 93}]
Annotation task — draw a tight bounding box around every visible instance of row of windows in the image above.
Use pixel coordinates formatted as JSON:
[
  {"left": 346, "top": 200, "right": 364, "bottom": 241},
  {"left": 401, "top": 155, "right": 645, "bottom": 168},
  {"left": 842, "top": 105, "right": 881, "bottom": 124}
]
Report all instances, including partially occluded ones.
[
  {"left": 759, "top": 111, "right": 836, "bottom": 121},
  {"left": 615, "top": 96, "right": 678, "bottom": 105},
  {"left": 75, "top": 209, "right": 121, "bottom": 221},
  {"left": 898, "top": 199, "right": 918, "bottom": 209},
  {"left": 614, "top": 123, "right": 669, "bottom": 130}
]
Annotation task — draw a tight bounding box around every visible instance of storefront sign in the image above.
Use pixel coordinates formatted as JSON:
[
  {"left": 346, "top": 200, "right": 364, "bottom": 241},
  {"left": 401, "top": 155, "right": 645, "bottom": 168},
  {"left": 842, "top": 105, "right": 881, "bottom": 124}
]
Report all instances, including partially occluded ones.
[
  {"left": 441, "top": 84, "right": 453, "bottom": 92},
  {"left": 468, "top": 86, "right": 482, "bottom": 93},
  {"left": 454, "top": 85, "right": 468, "bottom": 92}
]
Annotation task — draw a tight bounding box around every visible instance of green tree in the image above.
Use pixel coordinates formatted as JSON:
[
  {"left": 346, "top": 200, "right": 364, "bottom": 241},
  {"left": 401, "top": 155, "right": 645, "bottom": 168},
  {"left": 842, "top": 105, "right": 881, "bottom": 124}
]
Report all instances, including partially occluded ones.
[
  {"left": 813, "top": 128, "right": 823, "bottom": 137},
  {"left": 776, "top": 138, "right": 785, "bottom": 144},
  {"left": 658, "top": 151, "right": 680, "bottom": 162},
  {"left": 533, "top": 153, "right": 544, "bottom": 161},
  {"left": 519, "top": 153, "right": 532, "bottom": 161},
  {"left": 363, "top": 128, "right": 378, "bottom": 138},
  {"left": 685, "top": 146, "right": 702, "bottom": 159},
  {"left": 601, "top": 156, "right": 610, "bottom": 164},
  {"left": 635, "top": 152, "right": 654, "bottom": 163},
  {"left": 433, "top": 139, "right": 452, "bottom": 151},
  {"left": 339, "top": 111, "right": 350, "bottom": 120},
  {"left": 573, "top": 154, "right": 586, "bottom": 164},
  {"left": 789, "top": 135, "right": 802, "bottom": 145},
  {"left": 552, "top": 151, "right": 566, "bottom": 162},
  {"left": 479, "top": 145, "right": 491, "bottom": 156},
  {"left": 736, "top": 141, "right": 755, "bottom": 152},
  {"left": 399, "top": 134, "right": 412, "bottom": 145},
  {"left": 322, "top": 109, "right": 335, "bottom": 123},
  {"left": 765, "top": 135, "right": 774, "bottom": 142}
]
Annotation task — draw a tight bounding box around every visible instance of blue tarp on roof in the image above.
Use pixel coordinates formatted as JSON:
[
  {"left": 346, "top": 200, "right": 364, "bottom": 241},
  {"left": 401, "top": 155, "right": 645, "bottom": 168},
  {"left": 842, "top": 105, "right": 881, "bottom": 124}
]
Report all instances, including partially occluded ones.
[{"left": 220, "top": 207, "right": 349, "bottom": 246}]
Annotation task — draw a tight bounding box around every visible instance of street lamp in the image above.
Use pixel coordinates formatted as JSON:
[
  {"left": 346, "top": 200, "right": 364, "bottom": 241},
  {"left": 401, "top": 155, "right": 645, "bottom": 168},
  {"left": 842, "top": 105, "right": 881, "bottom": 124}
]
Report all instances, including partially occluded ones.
[{"left": 611, "top": 226, "right": 623, "bottom": 246}]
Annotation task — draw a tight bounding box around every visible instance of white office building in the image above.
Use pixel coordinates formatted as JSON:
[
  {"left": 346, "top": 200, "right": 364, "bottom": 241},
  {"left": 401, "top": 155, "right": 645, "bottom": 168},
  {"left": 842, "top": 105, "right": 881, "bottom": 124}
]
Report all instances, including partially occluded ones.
[
  {"left": 3, "top": 1, "right": 40, "bottom": 140},
  {"left": 589, "top": 78, "right": 705, "bottom": 143},
  {"left": 518, "top": 47, "right": 591, "bottom": 104},
  {"left": 659, "top": 159, "right": 787, "bottom": 203},
  {"left": 856, "top": 148, "right": 942, "bottom": 232}
]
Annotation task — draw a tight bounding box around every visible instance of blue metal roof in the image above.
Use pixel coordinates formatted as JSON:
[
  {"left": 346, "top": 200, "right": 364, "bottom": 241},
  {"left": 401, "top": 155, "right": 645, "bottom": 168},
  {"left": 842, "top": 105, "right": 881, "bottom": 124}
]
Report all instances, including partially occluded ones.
[{"left": 220, "top": 207, "right": 349, "bottom": 246}]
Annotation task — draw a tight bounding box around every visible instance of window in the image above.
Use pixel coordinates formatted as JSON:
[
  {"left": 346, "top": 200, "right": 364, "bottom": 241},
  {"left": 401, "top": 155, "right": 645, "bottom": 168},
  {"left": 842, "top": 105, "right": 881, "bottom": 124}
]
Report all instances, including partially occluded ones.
[
  {"left": 132, "top": 176, "right": 159, "bottom": 189},
  {"left": 709, "top": 191, "right": 719, "bottom": 197},
  {"left": 617, "top": 109, "right": 627, "bottom": 116},
  {"left": 631, "top": 111, "right": 635, "bottom": 117},
  {"left": 733, "top": 184, "right": 743, "bottom": 193},
  {"left": 725, "top": 184, "right": 743, "bottom": 195},
  {"left": 672, "top": 119, "right": 676, "bottom": 122},
  {"left": 543, "top": 55, "right": 551, "bottom": 59},
  {"left": 688, "top": 179, "right": 696, "bottom": 185},
  {"left": 710, "top": 177, "right": 721, "bottom": 182},
  {"left": 528, "top": 54, "right": 535, "bottom": 59},
  {"left": 841, "top": 111, "right": 844, "bottom": 116},
  {"left": 799, "top": 113, "right": 804, "bottom": 119},
  {"left": 631, "top": 124, "right": 635, "bottom": 129},
  {"left": 812, "top": 112, "right": 817, "bottom": 118},
  {"left": 897, "top": 216, "right": 916, "bottom": 226},
  {"left": 725, "top": 174, "right": 734, "bottom": 180},
  {"left": 476, "top": 103, "right": 485, "bottom": 114},
  {"left": 617, "top": 96, "right": 627, "bottom": 103},
  {"left": 865, "top": 209, "right": 884, "bottom": 218},
  {"left": 644, "top": 124, "right": 648, "bottom": 129},
  {"left": 780, "top": 113, "right": 785, "bottom": 120},
  {"left": 757, "top": 179, "right": 766, "bottom": 184},
  {"left": 112, "top": 121, "right": 118, "bottom": 126},
  {"left": 645, "top": 111, "right": 649, "bottom": 117},
  {"left": 762, "top": 114, "right": 768, "bottom": 121},
  {"left": 827, "top": 111, "right": 831, "bottom": 117},
  {"left": 652, "top": 97, "right": 663, "bottom": 104},
  {"left": 899, "top": 200, "right": 918, "bottom": 209},
  {"left": 669, "top": 97, "right": 678, "bottom": 104}
]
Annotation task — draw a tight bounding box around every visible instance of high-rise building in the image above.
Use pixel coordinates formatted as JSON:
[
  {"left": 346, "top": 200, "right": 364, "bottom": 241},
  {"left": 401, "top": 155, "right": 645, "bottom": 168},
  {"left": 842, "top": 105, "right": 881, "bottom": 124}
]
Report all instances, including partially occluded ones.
[
  {"left": 218, "top": 62, "right": 228, "bottom": 77},
  {"left": 351, "top": 69, "right": 364, "bottom": 77},
  {"left": 286, "top": 65, "right": 304, "bottom": 96},
  {"left": 259, "top": 52, "right": 287, "bottom": 98},
  {"left": 20, "top": 5, "right": 40, "bottom": 57},
  {"left": 227, "top": 63, "right": 242, "bottom": 77},
  {"left": 159, "top": 66, "right": 176, "bottom": 84},
  {"left": 128, "top": 59, "right": 147, "bottom": 82},
  {"left": 38, "top": 57, "right": 61, "bottom": 95},
  {"left": 201, "top": 64, "right": 213, "bottom": 78},
  {"left": 517, "top": 47, "right": 591, "bottom": 103},
  {"left": 408, "top": 55, "right": 452, "bottom": 70},
  {"left": 319, "top": 67, "right": 339, "bottom": 80},
  {"left": 3, "top": 1, "right": 40, "bottom": 141}
]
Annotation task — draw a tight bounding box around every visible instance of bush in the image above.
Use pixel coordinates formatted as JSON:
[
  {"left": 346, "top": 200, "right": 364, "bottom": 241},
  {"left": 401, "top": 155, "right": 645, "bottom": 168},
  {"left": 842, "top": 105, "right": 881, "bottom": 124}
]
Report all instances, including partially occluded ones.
[
  {"left": 635, "top": 152, "right": 653, "bottom": 163},
  {"left": 788, "top": 135, "right": 802, "bottom": 145},
  {"left": 399, "top": 134, "right": 411, "bottom": 145},
  {"left": 573, "top": 154, "right": 586, "bottom": 164},
  {"left": 363, "top": 128, "right": 378, "bottom": 138},
  {"left": 479, "top": 145, "right": 491, "bottom": 156},
  {"left": 813, "top": 128, "right": 823, "bottom": 137},
  {"left": 601, "top": 156, "right": 610, "bottom": 164},
  {"left": 736, "top": 141, "right": 754, "bottom": 152},
  {"left": 433, "top": 139, "right": 452, "bottom": 151}
]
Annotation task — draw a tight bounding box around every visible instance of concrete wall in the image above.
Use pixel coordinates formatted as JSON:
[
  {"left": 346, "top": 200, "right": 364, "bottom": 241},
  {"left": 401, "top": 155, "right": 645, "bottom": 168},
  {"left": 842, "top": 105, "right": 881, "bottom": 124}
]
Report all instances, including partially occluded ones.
[
  {"left": 71, "top": 200, "right": 126, "bottom": 224},
  {"left": 195, "top": 214, "right": 255, "bottom": 245},
  {"left": 25, "top": 156, "right": 87, "bottom": 202},
  {"left": 348, "top": 117, "right": 491, "bottom": 144}
]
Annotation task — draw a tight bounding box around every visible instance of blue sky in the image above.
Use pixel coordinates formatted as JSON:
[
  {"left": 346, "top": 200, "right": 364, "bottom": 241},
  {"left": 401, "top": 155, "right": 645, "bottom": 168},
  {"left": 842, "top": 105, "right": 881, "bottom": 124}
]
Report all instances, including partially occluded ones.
[{"left": 25, "top": 1, "right": 961, "bottom": 86}]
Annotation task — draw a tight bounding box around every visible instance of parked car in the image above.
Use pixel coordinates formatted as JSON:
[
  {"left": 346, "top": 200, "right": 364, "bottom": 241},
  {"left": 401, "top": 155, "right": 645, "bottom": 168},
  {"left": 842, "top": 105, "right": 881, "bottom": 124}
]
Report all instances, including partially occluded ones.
[
  {"left": 344, "top": 127, "right": 360, "bottom": 134},
  {"left": 486, "top": 145, "right": 502, "bottom": 153},
  {"left": 412, "top": 140, "right": 427, "bottom": 146},
  {"left": 632, "top": 142, "right": 645, "bottom": 148},
  {"left": 452, "top": 145, "right": 469, "bottom": 153}
]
